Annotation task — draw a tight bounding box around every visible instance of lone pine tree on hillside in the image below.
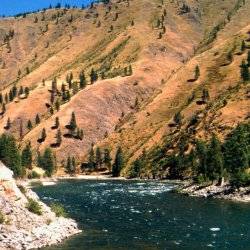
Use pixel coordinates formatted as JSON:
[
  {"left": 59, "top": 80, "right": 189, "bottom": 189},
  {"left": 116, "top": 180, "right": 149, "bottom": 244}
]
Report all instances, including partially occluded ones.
[
  {"left": 42, "top": 148, "right": 55, "bottom": 177},
  {"left": 35, "top": 114, "right": 40, "bottom": 124},
  {"left": 27, "top": 120, "right": 33, "bottom": 130},
  {"left": 79, "top": 70, "right": 87, "bottom": 89},
  {"left": 68, "top": 112, "right": 77, "bottom": 135},
  {"left": 90, "top": 68, "right": 98, "bottom": 84},
  {"left": 95, "top": 147, "right": 102, "bottom": 169},
  {"left": 56, "top": 129, "right": 62, "bottom": 146},
  {"left": 240, "top": 60, "right": 249, "bottom": 82},
  {"left": 194, "top": 65, "right": 200, "bottom": 80}
]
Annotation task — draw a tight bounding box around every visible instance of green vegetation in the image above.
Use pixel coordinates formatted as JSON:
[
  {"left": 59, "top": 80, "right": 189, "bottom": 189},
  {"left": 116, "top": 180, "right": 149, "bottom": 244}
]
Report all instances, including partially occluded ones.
[
  {"left": 130, "top": 123, "right": 249, "bottom": 187},
  {"left": 0, "top": 210, "right": 5, "bottom": 224},
  {"left": 0, "top": 134, "right": 25, "bottom": 177},
  {"left": 37, "top": 148, "right": 55, "bottom": 177},
  {"left": 112, "top": 147, "right": 124, "bottom": 177},
  {"left": 50, "top": 203, "right": 67, "bottom": 217},
  {"left": 26, "top": 198, "right": 42, "bottom": 215}
]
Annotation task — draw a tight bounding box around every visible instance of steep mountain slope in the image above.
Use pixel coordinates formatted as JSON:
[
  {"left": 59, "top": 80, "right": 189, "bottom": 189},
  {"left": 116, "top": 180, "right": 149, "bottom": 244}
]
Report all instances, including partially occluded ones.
[{"left": 0, "top": 0, "right": 249, "bottom": 175}]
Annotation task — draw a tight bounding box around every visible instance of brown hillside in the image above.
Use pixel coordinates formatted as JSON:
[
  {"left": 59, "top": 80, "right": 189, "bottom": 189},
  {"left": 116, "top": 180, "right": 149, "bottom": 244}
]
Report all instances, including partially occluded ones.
[{"left": 0, "top": 0, "right": 249, "bottom": 173}]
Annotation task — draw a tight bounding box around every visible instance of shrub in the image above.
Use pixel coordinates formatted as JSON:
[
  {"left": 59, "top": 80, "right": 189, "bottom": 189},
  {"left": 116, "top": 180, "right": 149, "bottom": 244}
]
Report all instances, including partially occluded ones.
[
  {"left": 17, "top": 185, "right": 27, "bottom": 195},
  {"left": 230, "top": 172, "right": 250, "bottom": 188},
  {"left": 50, "top": 203, "right": 67, "bottom": 217},
  {"left": 28, "top": 171, "right": 41, "bottom": 179},
  {"left": 0, "top": 210, "right": 5, "bottom": 224},
  {"left": 26, "top": 198, "right": 42, "bottom": 215}
]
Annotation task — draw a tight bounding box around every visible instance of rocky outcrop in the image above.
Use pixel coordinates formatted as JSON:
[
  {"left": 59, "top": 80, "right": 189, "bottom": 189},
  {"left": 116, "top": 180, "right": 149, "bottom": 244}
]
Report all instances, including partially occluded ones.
[
  {"left": 180, "top": 183, "right": 250, "bottom": 202},
  {"left": 0, "top": 164, "right": 81, "bottom": 250}
]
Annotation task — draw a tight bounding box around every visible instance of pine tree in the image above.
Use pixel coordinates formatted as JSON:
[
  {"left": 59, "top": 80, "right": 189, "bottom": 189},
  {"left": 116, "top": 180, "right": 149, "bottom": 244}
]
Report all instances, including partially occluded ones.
[
  {"left": 79, "top": 70, "right": 86, "bottom": 89},
  {"left": 21, "top": 142, "right": 32, "bottom": 169},
  {"left": 95, "top": 147, "right": 102, "bottom": 169},
  {"left": 240, "top": 60, "right": 249, "bottom": 82},
  {"left": 207, "top": 135, "right": 224, "bottom": 182},
  {"left": 55, "top": 99, "right": 60, "bottom": 111},
  {"left": 52, "top": 77, "right": 57, "bottom": 92},
  {"left": 174, "top": 112, "right": 182, "bottom": 126},
  {"left": 69, "top": 112, "right": 77, "bottom": 135},
  {"left": 0, "top": 134, "right": 24, "bottom": 177},
  {"left": 112, "top": 147, "right": 124, "bottom": 177},
  {"left": 35, "top": 114, "right": 40, "bottom": 124},
  {"left": 195, "top": 140, "right": 208, "bottom": 180},
  {"left": 55, "top": 117, "right": 60, "bottom": 129},
  {"left": 88, "top": 145, "right": 95, "bottom": 169},
  {"left": 0, "top": 93, "right": 3, "bottom": 104},
  {"left": 104, "top": 148, "right": 112, "bottom": 171},
  {"left": 40, "top": 128, "right": 47, "bottom": 142},
  {"left": 247, "top": 50, "right": 250, "bottom": 67},
  {"left": 90, "top": 68, "right": 98, "bottom": 84},
  {"left": 195, "top": 65, "right": 200, "bottom": 80},
  {"left": 224, "top": 124, "right": 249, "bottom": 174},
  {"left": 56, "top": 129, "right": 62, "bottom": 146},
  {"left": 42, "top": 148, "right": 55, "bottom": 177},
  {"left": 27, "top": 120, "right": 33, "bottom": 130},
  {"left": 66, "top": 156, "right": 72, "bottom": 174}
]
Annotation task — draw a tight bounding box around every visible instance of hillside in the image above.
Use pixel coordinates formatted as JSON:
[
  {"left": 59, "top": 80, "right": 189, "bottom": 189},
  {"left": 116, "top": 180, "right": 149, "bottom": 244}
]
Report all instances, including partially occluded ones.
[{"left": 0, "top": 0, "right": 249, "bottom": 182}]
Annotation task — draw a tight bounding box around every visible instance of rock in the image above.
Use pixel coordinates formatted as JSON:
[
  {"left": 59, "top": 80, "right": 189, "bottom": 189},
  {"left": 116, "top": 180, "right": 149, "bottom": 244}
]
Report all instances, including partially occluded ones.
[{"left": 0, "top": 165, "right": 81, "bottom": 250}]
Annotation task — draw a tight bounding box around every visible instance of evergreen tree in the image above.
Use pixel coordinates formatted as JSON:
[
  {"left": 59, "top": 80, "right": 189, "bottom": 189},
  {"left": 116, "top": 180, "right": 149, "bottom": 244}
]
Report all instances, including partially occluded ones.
[
  {"left": 240, "top": 60, "right": 249, "bottom": 82},
  {"left": 112, "top": 147, "right": 124, "bottom": 177},
  {"left": 21, "top": 142, "right": 32, "bottom": 169},
  {"left": 90, "top": 68, "right": 98, "bottom": 84},
  {"left": 0, "top": 93, "right": 3, "bottom": 104},
  {"left": 195, "top": 140, "right": 208, "bottom": 180},
  {"left": 195, "top": 65, "right": 200, "bottom": 80},
  {"left": 79, "top": 70, "right": 87, "bottom": 89},
  {"left": 88, "top": 145, "right": 95, "bottom": 169},
  {"left": 207, "top": 135, "right": 224, "bottom": 182},
  {"left": 39, "top": 128, "right": 47, "bottom": 142},
  {"left": 56, "top": 129, "right": 62, "bottom": 146},
  {"left": 104, "top": 148, "right": 112, "bottom": 171},
  {"left": 27, "top": 120, "right": 33, "bottom": 130},
  {"left": 69, "top": 112, "right": 77, "bottom": 135},
  {"left": 95, "top": 147, "right": 102, "bottom": 169},
  {"left": 174, "top": 112, "right": 182, "bottom": 126},
  {"left": 42, "top": 148, "right": 55, "bottom": 177},
  {"left": 0, "top": 134, "right": 24, "bottom": 177},
  {"left": 35, "top": 114, "right": 40, "bottom": 124},
  {"left": 247, "top": 50, "right": 250, "bottom": 67},
  {"left": 224, "top": 124, "right": 249, "bottom": 174},
  {"left": 55, "top": 117, "right": 60, "bottom": 129},
  {"left": 55, "top": 99, "right": 60, "bottom": 111}
]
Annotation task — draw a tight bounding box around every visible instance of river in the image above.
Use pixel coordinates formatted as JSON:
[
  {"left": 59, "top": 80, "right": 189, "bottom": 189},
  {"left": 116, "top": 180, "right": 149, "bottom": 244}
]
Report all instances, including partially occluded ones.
[{"left": 33, "top": 180, "right": 250, "bottom": 250}]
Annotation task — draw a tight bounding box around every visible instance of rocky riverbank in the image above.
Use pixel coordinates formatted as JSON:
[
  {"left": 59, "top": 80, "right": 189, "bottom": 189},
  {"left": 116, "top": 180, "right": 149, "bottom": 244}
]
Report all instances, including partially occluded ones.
[
  {"left": 0, "top": 167, "right": 81, "bottom": 250},
  {"left": 179, "top": 183, "right": 250, "bottom": 202}
]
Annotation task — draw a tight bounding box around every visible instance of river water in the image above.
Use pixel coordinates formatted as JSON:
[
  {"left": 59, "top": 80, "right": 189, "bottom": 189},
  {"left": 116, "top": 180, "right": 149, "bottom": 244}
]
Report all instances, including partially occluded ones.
[{"left": 33, "top": 180, "right": 250, "bottom": 250}]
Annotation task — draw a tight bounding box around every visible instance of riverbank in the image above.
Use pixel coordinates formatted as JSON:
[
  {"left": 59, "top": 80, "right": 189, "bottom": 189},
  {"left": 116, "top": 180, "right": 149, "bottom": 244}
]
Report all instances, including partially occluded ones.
[
  {"left": 179, "top": 182, "right": 250, "bottom": 203},
  {"left": 25, "top": 174, "right": 250, "bottom": 203},
  {"left": 0, "top": 175, "right": 81, "bottom": 250}
]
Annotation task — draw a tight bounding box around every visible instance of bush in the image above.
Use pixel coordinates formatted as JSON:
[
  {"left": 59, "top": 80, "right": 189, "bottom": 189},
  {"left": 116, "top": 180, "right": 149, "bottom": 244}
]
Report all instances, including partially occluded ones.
[
  {"left": 0, "top": 210, "right": 5, "bottom": 224},
  {"left": 28, "top": 171, "right": 41, "bottom": 179},
  {"left": 26, "top": 198, "right": 42, "bottom": 215},
  {"left": 50, "top": 203, "right": 67, "bottom": 217},
  {"left": 230, "top": 172, "right": 250, "bottom": 188},
  {"left": 17, "top": 185, "right": 27, "bottom": 195}
]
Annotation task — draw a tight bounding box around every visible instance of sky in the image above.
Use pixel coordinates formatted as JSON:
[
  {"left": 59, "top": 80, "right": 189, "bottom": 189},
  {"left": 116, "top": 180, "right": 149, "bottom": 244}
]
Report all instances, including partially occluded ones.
[{"left": 0, "top": 0, "right": 95, "bottom": 16}]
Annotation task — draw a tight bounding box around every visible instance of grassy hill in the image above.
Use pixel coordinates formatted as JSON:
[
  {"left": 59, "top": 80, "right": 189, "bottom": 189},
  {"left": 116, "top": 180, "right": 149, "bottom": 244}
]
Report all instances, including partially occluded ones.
[{"left": 0, "top": 0, "right": 249, "bottom": 181}]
